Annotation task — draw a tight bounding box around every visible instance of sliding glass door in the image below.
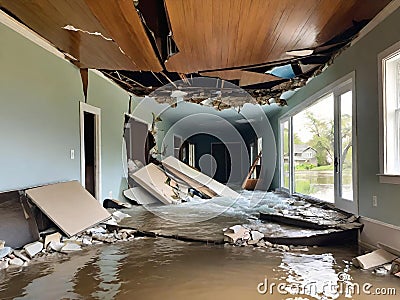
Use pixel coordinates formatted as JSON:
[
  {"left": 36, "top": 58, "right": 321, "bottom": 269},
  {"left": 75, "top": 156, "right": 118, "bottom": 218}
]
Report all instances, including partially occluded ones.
[{"left": 280, "top": 76, "right": 357, "bottom": 214}]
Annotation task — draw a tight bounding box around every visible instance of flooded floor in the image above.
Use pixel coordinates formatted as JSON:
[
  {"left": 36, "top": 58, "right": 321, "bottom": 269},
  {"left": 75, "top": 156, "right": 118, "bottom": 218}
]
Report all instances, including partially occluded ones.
[{"left": 1, "top": 191, "right": 400, "bottom": 299}]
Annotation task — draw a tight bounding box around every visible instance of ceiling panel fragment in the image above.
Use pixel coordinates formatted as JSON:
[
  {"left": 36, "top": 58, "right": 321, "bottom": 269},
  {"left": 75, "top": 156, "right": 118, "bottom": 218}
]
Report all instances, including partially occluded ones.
[
  {"left": 0, "top": 0, "right": 162, "bottom": 71},
  {"left": 164, "top": 0, "right": 391, "bottom": 73}
]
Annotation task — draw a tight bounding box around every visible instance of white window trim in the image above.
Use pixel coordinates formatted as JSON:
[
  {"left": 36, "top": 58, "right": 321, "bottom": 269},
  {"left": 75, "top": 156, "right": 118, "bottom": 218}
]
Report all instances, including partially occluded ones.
[{"left": 378, "top": 40, "right": 400, "bottom": 184}]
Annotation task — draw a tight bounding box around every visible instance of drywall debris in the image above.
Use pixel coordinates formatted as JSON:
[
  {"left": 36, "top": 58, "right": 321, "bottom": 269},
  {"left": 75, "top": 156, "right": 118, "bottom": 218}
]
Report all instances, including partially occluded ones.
[
  {"left": 250, "top": 231, "right": 264, "bottom": 243},
  {"left": 24, "top": 241, "right": 43, "bottom": 258},
  {"left": 48, "top": 241, "right": 65, "bottom": 252},
  {"left": 162, "top": 156, "right": 239, "bottom": 199},
  {"left": 0, "top": 240, "right": 5, "bottom": 249},
  {"left": 13, "top": 250, "right": 30, "bottom": 262},
  {"left": 26, "top": 181, "right": 111, "bottom": 237},
  {"left": 112, "top": 211, "right": 131, "bottom": 222},
  {"left": 352, "top": 249, "right": 398, "bottom": 269},
  {"left": 131, "top": 163, "right": 181, "bottom": 204},
  {"left": 9, "top": 257, "right": 24, "bottom": 267},
  {"left": 123, "top": 186, "right": 161, "bottom": 205},
  {"left": 0, "top": 247, "right": 12, "bottom": 259},
  {"left": 61, "top": 243, "right": 82, "bottom": 253},
  {"left": 44, "top": 232, "right": 62, "bottom": 248},
  {"left": 0, "top": 260, "right": 9, "bottom": 270},
  {"left": 103, "top": 199, "right": 132, "bottom": 209}
]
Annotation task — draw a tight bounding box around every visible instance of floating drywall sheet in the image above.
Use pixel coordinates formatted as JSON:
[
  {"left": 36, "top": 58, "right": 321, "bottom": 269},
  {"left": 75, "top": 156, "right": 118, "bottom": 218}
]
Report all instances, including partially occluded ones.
[
  {"left": 0, "top": 191, "right": 39, "bottom": 248},
  {"left": 352, "top": 249, "right": 398, "bottom": 270},
  {"left": 25, "top": 181, "right": 111, "bottom": 237},
  {"left": 131, "top": 164, "right": 179, "bottom": 204},
  {"left": 162, "top": 156, "right": 240, "bottom": 198}
]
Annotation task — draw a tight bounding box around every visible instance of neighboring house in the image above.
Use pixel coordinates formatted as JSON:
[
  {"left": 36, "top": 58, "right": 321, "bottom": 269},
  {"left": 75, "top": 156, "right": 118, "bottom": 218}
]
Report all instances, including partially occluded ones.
[{"left": 284, "top": 144, "right": 318, "bottom": 166}]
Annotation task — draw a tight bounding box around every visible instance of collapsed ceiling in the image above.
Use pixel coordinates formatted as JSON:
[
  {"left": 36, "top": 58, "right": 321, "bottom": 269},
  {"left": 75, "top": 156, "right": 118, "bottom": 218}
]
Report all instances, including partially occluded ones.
[{"left": 0, "top": 0, "right": 392, "bottom": 107}]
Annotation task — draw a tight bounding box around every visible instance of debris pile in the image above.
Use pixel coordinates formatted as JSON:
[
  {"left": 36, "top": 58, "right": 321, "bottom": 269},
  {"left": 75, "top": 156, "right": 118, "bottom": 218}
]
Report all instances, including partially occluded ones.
[
  {"left": 223, "top": 224, "right": 307, "bottom": 252},
  {"left": 0, "top": 210, "right": 134, "bottom": 272},
  {"left": 125, "top": 156, "right": 239, "bottom": 205}
]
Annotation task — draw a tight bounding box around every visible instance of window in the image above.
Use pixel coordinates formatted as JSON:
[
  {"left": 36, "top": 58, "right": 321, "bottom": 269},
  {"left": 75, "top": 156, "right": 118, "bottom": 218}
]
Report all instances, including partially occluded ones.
[
  {"left": 279, "top": 73, "right": 357, "bottom": 213},
  {"left": 380, "top": 42, "right": 400, "bottom": 182}
]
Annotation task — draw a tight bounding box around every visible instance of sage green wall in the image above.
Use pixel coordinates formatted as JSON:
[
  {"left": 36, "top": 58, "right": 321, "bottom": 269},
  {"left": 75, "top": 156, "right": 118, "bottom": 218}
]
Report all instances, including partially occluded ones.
[
  {"left": 0, "top": 22, "right": 81, "bottom": 191},
  {"left": 86, "top": 71, "right": 130, "bottom": 200},
  {"left": 270, "top": 7, "right": 400, "bottom": 226},
  {"left": 0, "top": 22, "right": 130, "bottom": 201}
]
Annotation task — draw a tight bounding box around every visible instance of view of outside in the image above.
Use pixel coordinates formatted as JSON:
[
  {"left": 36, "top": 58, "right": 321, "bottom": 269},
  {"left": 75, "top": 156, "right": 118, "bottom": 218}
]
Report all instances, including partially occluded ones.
[
  {"left": 282, "top": 120, "right": 290, "bottom": 189},
  {"left": 285, "top": 93, "right": 353, "bottom": 203},
  {"left": 340, "top": 91, "right": 353, "bottom": 200}
]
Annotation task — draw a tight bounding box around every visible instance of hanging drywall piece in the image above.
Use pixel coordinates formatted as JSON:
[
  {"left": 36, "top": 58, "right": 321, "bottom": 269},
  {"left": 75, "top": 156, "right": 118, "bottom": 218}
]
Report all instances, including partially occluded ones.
[
  {"left": 266, "top": 64, "right": 296, "bottom": 79},
  {"left": 25, "top": 181, "right": 111, "bottom": 237},
  {"left": 162, "top": 156, "right": 239, "bottom": 198}
]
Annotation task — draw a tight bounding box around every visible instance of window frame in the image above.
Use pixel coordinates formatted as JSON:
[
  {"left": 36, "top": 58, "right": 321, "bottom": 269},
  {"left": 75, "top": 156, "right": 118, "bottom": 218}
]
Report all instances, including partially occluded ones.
[
  {"left": 378, "top": 40, "right": 400, "bottom": 184},
  {"left": 278, "top": 72, "right": 357, "bottom": 212}
]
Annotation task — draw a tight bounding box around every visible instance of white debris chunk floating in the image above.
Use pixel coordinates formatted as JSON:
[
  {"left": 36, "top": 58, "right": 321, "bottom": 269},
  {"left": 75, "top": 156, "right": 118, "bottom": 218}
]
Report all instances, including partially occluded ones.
[
  {"left": 352, "top": 249, "right": 398, "bottom": 270},
  {"left": 24, "top": 242, "right": 43, "bottom": 258}
]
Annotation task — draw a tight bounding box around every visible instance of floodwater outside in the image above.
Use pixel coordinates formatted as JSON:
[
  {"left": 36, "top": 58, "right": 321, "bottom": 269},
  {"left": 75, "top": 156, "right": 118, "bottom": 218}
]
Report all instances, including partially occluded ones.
[
  {"left": 286, "top": 91, "right": 353, "bottom": 203},
  {"left": 1, "top": 191, "right": 399, "bottom": 300}
]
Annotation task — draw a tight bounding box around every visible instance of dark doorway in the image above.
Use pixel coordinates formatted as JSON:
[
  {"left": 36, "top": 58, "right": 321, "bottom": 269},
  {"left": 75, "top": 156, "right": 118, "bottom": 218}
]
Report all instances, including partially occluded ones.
[
  {"left": 211, "top": 143, "right": 231, "bottom": 184},
  {"left": 84, "top": 112, "right": 96, "bottom": 196}
]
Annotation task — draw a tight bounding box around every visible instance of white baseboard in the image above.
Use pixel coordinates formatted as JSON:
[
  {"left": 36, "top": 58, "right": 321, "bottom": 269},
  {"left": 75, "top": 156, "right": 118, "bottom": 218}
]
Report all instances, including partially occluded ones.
[{"left": 359, "top": 217, "right": 400, "bottom": 253}]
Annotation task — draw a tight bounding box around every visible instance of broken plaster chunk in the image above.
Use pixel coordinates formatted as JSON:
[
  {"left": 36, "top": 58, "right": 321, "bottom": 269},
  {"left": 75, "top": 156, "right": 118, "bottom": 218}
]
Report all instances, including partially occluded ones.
[
  {"left": 48, "top": 241, "right": 65, "bottom": 252},
  {"left": 44, "top": 232, "right": 62, "bottom": 248},
  {"left": 24, "top": 242, "right": 43, "bottom": 258},
  {"left": 250, "top": 231, "right": 264, "bottom": 243},
  {"left": 112, "top": 211, "right": 131, "bottom": 222},
  {"left": 0, "top": 247, "right": 12, "bottom": 259},
  {"left": 223, "top": 225, "right": 251, "bottom": 244},
  {"left": 0, "top": 240, "right": 5, "bottom": 249},
  {"left": 86, "top": 226, "right": 107, "bottom": 235},
  {"left": 61, "top": 243, "right": 82, "bottom": 253},
  {"left": 9, "top": 257, "right": 24, "bottom": 267},
  {"left": 13, "top": 250, "right": 30, "bottom": 262},
  {"left": 0, "top": 260, "right": 9, "bottom": 270},
  {"left": 82, "top": 236, "right": 92, "bottom": 246}
]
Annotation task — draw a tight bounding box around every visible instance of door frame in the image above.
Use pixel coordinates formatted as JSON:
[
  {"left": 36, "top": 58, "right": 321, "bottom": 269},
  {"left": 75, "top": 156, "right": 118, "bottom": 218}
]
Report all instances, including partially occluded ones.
[
  {"left": 80, "top": 102, "right": 101, "bottom": 200},
  {"left": 333, "top": 78, "right": 358, "bottom": 214}
]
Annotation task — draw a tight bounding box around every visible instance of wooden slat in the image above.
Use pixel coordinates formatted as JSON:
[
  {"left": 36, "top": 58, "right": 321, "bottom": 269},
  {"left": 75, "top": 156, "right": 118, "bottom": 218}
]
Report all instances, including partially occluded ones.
[
  {"left": 84, "top": 0, "right": 162, "bottom": 71},
  {"left": 164, "top": 0, "right": 391, "bottom": 73},
  {"left": 0, "top": 0, "right": 161, "bottom": 71},
  {"left": 201, "top": 70, "right": 281, "bottom": 87}
]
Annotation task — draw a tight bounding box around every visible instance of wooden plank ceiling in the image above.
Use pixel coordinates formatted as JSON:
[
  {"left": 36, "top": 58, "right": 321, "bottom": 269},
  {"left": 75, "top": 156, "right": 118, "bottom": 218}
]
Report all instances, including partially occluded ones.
[
  {"left": 0, "top": 0, "right": 391, "bottom": 87},
  {"left": 0, "top": 0, "right": 163, "bottom": 71},
  {"left": 164, "top": 0, "right": 391, "bottom": 74}
]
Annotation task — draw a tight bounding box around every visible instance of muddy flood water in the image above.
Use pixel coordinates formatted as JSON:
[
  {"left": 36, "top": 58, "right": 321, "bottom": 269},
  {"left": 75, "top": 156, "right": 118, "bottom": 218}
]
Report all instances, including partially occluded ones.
[{"left": 1, "top": 191, "right": 400, "bottom": 300}]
